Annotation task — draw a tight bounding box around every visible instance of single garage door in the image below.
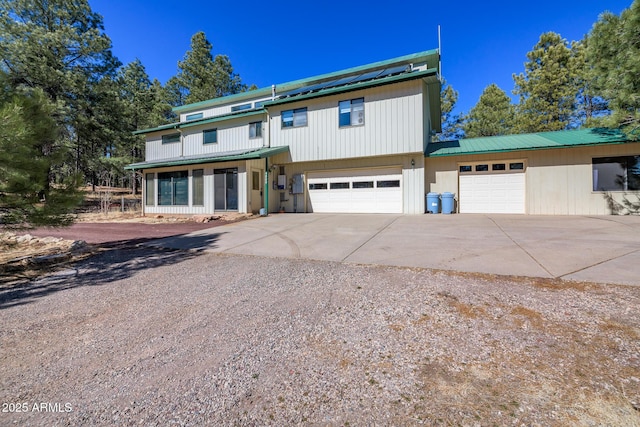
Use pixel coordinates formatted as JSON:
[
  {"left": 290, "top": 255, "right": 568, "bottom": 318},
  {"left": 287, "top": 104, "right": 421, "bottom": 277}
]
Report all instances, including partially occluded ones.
[
  {"left": 459, "top": 161, "right": 526, "bottom": 214},
  {"left": 307, "top": 168, "right": 402, "bottom": 213}
]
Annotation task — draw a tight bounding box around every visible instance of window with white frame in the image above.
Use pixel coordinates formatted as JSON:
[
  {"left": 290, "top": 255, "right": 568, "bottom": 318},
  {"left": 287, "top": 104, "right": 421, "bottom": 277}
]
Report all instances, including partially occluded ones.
[
  {"left": 282, "top": 108, "right": 307, "bottom": 128},
  {"left": 249, "top": 121, "right": 262, "bottom": 138},
  {"left": 192, "top": 169, "right": 204, "bottom": 206},
  {"left": 158, "top": 171, "right": 188, "bottom": 205},
  {"left": 339, "top": 98, "right": 364, "bottom": 127},
  {"left": 145, "top": 173, "right": 155, "bottom": 206},
  {"left": 186, "top": 112, "right": 203, "bottom": 121}
]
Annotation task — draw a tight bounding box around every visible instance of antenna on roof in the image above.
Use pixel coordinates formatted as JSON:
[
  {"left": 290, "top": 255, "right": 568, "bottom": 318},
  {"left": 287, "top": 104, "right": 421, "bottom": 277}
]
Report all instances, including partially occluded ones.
[{"left": 438, "top": 25, "right": 442, "bottom": 83}]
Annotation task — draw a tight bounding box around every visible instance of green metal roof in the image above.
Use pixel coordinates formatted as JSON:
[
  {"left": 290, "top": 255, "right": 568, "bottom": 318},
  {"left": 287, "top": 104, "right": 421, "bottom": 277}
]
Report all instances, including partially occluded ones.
[
  {"left": 134, "top": 109, "right": 266, "bottom": 135},
  {"left": 263, "top": 68, "right": 439, "bottom": 107},
  {"left": 425, "top": 128, "right": 630, "bottom": 157},
  {"left": 172, "top": 49, "right": 440, "bottom": 114},
  {"left": 124, "top": 146, "right": 289, "bottom": 170}
]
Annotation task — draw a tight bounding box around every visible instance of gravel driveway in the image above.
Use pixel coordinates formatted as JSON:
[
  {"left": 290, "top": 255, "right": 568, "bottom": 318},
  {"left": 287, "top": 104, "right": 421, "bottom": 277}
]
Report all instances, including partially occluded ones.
[{"left": 1, "top": 243, "right": 639, "bottom": 426}]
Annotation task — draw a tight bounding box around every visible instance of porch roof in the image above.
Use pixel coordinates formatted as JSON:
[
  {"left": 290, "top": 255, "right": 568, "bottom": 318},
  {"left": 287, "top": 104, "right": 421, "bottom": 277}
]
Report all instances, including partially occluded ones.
[{"left": 124, "top": 146, "right": 289, "bottom": 170}]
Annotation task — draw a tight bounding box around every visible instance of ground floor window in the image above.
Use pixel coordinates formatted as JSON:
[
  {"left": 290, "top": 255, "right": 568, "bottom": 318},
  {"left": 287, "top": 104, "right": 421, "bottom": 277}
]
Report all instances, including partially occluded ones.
[
  {"left": 145, "top": 173, "right": 155, "bottom": 205},
  {"left": 158, "top": 171, "right": 188, "bottom": 205},
  {"left": 192, "top": 169, "right": 204, "bottom": 206},
  {"left": 592, "top": 156, "right": 640, "bottom": 191}
]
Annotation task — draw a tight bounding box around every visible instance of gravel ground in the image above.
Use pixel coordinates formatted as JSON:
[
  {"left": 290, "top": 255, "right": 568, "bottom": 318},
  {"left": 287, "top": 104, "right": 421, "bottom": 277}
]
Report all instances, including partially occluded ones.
[{"left": 1, "top": 244, "right": 639, "bottom": 426}]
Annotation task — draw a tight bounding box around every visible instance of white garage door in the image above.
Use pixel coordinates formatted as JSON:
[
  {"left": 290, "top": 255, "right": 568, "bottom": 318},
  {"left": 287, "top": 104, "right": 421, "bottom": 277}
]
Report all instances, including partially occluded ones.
[
  {"left": 459, "top": 161, "right": 526, "bottom": 214},
  {"left": 307, "top": 168, "right": 402, "bottom": 213}
]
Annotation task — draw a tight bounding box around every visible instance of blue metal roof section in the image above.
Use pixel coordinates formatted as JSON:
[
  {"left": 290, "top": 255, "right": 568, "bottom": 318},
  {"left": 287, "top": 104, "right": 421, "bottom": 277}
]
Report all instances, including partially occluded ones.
[{"left": 425, "top": 128, "right": 631, "bottom": 157}]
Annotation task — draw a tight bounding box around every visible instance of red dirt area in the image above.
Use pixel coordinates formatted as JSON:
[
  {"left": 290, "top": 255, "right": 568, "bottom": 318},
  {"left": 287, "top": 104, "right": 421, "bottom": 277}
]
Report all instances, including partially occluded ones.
[{"left": 24, "top": 221, "right": 227, "bottom": 245}]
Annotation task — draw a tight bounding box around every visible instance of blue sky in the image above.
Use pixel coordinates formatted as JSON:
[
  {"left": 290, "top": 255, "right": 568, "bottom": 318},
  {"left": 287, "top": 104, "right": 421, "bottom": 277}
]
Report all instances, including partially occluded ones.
[{"left": 89, "top": 0, "right": 631, "bottom": 116}]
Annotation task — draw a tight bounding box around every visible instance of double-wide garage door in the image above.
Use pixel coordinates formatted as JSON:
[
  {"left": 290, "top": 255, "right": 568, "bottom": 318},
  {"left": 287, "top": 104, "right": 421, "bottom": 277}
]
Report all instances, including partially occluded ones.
[
  {"left": 459, "top": 161, "right": 526, "bottom": 214},
  {"left": 307, "top": 168, "right": 402, "bottom": 213}
]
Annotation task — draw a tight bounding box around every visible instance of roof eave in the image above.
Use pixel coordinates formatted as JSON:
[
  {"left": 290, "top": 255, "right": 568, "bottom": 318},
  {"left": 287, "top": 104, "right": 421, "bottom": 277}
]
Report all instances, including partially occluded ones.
[{"left": 124, "top": 146, "right": 289, "bottom": 170}]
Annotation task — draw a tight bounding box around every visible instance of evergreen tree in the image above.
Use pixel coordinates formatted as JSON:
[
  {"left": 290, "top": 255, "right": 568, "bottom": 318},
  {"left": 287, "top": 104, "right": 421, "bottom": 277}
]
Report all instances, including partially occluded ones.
[
  {"left": 463, "top": 84, "right": 515, "bottom": 137},
  {"left": 433, "top": 79, "right": 464, "bottom": 141},
  {"left": 512, "top": 32, "right": 578, "bottom": 133},
  {"left": 174, "top": 31, "right": 247, "bottom": 105},
  {"left": 587, "top": 0, "right": 640, "bottom": 137},
  {"left": 0, "top": 0, "right": 121, "bottom": 187},
  {"left": 0, "top": 73, "right": 82, "bottom": 227},
  {"left": 572, "top": 39, "right": 610, "bottom": 127}
]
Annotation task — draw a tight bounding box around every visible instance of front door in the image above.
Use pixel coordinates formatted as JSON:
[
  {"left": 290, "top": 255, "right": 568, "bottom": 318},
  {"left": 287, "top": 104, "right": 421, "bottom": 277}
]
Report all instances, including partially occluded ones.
[
  {"left": 214, "top": 168, "right": 238, "bottom": 211},
  {"left": 251, "top": 169, "right": 264, "bottom": 214}
]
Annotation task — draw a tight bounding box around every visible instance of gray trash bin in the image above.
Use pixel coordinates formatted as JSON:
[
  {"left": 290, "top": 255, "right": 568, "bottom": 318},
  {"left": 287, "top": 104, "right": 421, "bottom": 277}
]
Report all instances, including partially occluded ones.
[
  {"left": 426, "top": 192, "right": 440, "bottom": 214},
  {"left": 441, "top": 192, "right": 455, "bottom": 214}
]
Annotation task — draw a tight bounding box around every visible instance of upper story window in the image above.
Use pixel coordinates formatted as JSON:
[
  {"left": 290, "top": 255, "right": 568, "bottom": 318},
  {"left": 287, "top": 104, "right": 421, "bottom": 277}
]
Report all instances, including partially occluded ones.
[
  {"left": 185, "top": 112, "right": 203, "bottom": 121},
  {"left": 162, "top": 133, "right": 180, "bottom": 144},
  {"left": 254, "top": 100, "right": 266, "bottom": 108},
  {"left": 249, "top": 122, "right": 262, "bottom": 139},
  {"left": 231, "top": 103, "right": 252, "bottom": 112},
  {"left": 282, "top": 108, "right": 307, "bottom": 128},
  {"left": 593, "top": 155, "right": 640, "bottom": 191},
  {"left": 339, "top": 98, "right": 364, "bottom": 127},
  {"left": 203, "top": 128, "right": 218, "bottom": 144}
]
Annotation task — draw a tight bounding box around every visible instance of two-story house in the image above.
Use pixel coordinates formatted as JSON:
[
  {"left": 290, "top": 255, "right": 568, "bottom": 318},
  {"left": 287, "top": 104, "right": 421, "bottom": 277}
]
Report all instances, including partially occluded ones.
[{"left": 126, "top": 49, "right": 442, "bottom": 215}]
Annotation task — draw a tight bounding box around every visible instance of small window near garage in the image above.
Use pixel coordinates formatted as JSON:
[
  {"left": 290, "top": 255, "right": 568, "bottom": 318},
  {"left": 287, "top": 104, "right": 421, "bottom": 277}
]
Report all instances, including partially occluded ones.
[
  {"left": 353, "top": 181, "right": 374, "bottom": 189},
  {"left": 249, "top": 122, "right": 262, "bottom": 138},
  {"left": 145, "top": 173, "right": 155, "bottom": 206},
  {"left": 203, "top": 128, "right": 217, "bottom": 144},
  {"left": 377, "top": 180, "right": 400, "bottom": 188},
  {"left": 510, "top": 162, "right": 524, "bottom": 170},
  {"left": 492, "top": 163, "right": 506, "bottom": 171},
  {"left": 592, "top": 156, "right": 640, "bottom": 191},
  {"left": 459, "top": 165, "right": 472, "bottom": 173},
  {"left": 339, "top": 98, "right": 364, "bottom": 127},
  {"left": 475, "top": 164, "right": 489, "bottom": 172},
  {"left": 186, "top": 112, "right": 203, "bottom": 121},
  {"left": 330, "top": 182, "right": 350, "bottom": 189},
  {"left": 192, "top": 169, "right": 204, "bottom": 206},
  {"left": 162, "top": 133, "right": 180, "bottom": 144},
  {"left": 309, "top": 183, "right": 327, "bottom": 190}
]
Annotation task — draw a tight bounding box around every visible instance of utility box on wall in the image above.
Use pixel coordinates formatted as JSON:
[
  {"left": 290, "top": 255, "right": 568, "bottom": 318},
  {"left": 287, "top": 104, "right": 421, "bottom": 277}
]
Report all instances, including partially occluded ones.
[{"left": 292, "top": 174, "right": 304, "bottom": 194}]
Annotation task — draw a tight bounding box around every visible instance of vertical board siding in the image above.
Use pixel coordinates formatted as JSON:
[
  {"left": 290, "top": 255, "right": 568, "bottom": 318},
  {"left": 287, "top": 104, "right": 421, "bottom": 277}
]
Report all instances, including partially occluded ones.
[
  {"left": 142, "top": 160, "right": 251, "bottom": 215},
  {"left": 425, "top": 142, "right": 640, "bottom": 215},
  {"left": 146, "top": 135, "right": 181, "bottom": 161},
  {"left": 146, "top": 116, "right": 267, "bottom": 162},
  {"left": 181, "top": 121, "right": 264, "bottom": 157},
  {"left": 267, "top": 154, "right": 423, "bottom": 214},
  {"left": 269, "top": 80, "right": 424, "bottom": 162}
]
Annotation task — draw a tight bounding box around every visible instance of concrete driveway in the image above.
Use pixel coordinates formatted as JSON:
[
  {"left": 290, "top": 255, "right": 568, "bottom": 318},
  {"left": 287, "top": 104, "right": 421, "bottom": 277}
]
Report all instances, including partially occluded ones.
[{"left": 150, "top": 214, "right": 640, "bottom": 286}]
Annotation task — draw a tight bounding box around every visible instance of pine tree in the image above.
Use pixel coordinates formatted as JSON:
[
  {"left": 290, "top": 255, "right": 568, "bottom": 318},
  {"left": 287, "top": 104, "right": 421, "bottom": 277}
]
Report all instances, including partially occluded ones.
[
  {"left": 463, "top": 84, "right": 515, "bottom": 137},
  {"left": 0, "top": 73, "right": 82, "bottom": 227},
  {"left": 513, "top": 32, "right": 578, "bottom": 133},
  {"left": 433, "top": 79, "right": 464, "bottom": 141},
  {"left": 0, "top": 0, "right": 121, "bottom": 187},
  {"left": 174, "top": 31, "right": 247, "bottom": 105},
  {"left": 587, "top": 0, "right": 640, "bottom": 137}
]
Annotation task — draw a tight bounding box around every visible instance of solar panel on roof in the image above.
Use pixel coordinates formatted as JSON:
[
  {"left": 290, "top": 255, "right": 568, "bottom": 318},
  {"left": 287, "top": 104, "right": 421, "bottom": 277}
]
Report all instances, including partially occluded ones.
[{"left": 277, "top": 64, "right": 411, "bottom": 99}]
